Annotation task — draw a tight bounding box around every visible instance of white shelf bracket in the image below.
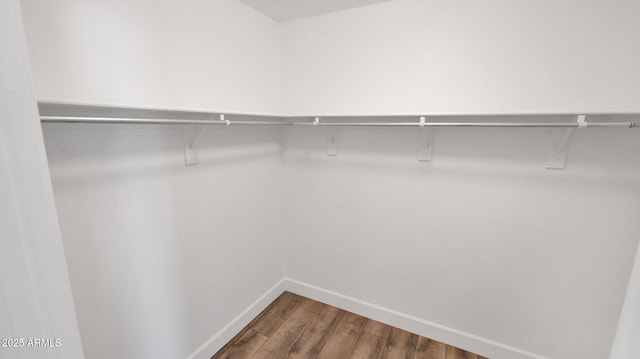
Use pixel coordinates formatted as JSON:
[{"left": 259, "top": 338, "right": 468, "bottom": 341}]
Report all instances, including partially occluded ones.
[
  {"left": 545, "top": 115, "right": 587, "bottom": 170},
  {"left": 418, "top": 116, "right": 434, "bottom": 162},
  {"left": 314, "top": 117, "right": 338, "bottom": 156},
  {"left": 184, "top": 114, "right": 228, "bottom": 166}
]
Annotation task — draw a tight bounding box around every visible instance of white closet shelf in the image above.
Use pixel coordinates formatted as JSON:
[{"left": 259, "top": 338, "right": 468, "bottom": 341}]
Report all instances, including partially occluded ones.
[
  {"left": 38, "top": 100, "right": 640, "bottom": 169},
  {"left": 38, "top": 100, "right": 640, "bottom": 128}
]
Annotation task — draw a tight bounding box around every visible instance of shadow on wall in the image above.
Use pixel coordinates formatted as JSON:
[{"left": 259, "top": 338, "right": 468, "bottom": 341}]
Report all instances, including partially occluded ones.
[
  {"left": 42, "top": 124, "right": 283, "bottom": 358},
  {"left": 57, "top": 149, "right": 191, "bottom": 358},
  {"left": 282, "top": 124, "right": 640, "bottom": 184},
  {"left": 43, "top": 125, "right": 282, "bottom": 188}
]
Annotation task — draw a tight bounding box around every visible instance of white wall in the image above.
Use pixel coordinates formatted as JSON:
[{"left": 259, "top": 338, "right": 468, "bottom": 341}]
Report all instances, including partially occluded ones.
[
  {"left": 282, "top": 122, "right": 640, "bottom": 359},
  {"left": 20, "top": 0, "right": 281, "bottom": 114},
  {"left": 43, "top": 123, "right": 284, "bottom": 359},
  {"left": 21, "top": 0, "right": 285, "bottom": 358},
  {"left": 281, "top": 0, "right": 640, "bottom": 115},
  {"left": 281, "top": 2, "right": 640, "bottom": 358},
  {"left": 0, "top": 1, "right": 84, "bottom": 358}
]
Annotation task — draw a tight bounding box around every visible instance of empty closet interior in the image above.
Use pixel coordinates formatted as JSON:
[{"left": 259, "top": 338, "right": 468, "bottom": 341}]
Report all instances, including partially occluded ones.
[{"left": 14, "top": 0, "right": 640, "bottom": 359}]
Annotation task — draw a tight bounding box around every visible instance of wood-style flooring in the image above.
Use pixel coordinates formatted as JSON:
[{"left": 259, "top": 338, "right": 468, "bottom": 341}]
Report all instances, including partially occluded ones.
[{"left": 212, "top": 292, "right": 488, "bottom": 359}]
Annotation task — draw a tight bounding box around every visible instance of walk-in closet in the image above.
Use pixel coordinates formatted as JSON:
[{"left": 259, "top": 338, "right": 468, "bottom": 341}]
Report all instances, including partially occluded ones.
[{"left": 2, "top": 1, "right": 640, "bottom": 359}]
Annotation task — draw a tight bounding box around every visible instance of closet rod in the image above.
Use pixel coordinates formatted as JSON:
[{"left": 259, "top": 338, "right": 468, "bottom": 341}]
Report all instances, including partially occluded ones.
[
  {"left": 40, "top": 116, "right": 639, "bottom": 128},
  {"left": 40, "top": 116, "right": 293, "bottom": 126},
  {"left": 299, "top": 122, "right": 638, "bottom": 128}
]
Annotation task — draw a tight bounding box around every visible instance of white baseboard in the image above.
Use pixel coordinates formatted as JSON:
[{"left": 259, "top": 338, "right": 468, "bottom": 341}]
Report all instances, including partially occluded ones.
[
  {"left": 187, "top": 277, "right": 548, "bottom": 359},
  {"left": 281, "top": 277, "right": 548, "bottom": 359},
  {"left": 186, "top": 278, "right": 288, "bottom": 359}
]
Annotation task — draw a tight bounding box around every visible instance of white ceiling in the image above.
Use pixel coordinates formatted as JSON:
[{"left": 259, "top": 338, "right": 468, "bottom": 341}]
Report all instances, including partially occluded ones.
[{"left": 240, "top": 0, "right": 392, "bottom": 22}]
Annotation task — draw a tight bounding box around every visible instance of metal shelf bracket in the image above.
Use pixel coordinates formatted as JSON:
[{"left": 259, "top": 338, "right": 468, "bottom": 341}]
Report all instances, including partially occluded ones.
[
  {"left": 418, "top": 116, "right": 434, "bottom": 162},
  {"left": 184, "top": 114, "right": 228, "bottom": 166},
  {"left": 314, "top": 117, "right": 338, "bottom": 156},
  {"left": 545, "top": 115, "right": 587, "bottom": 170}
]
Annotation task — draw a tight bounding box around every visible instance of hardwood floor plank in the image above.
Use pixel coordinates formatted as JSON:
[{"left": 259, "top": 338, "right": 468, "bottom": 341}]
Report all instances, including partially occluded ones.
[
  {"left": 446, "top": 346, "right": 478, "bottom": 359},
  {"left": 349, "top": 332, "right": 386, "bottom": 359},
  {"left": 380, "top": 327, "right": 418, "bottom": 359},
  {"left": 414, "top": 336, "right": 446, "bottom": 359},
  {"left": 349, "top": 319, "right": 392, "bottom": 359},
  {"left": 251, "top": 292, "right": 305, "bottom": 337},
  {"left": 250, "top": 307, "right": 317, "bottom": 359},
  {"left": 285, "top": 306, "right": 345, "bottom": 359},
  {"left": 211, "top": 293, "right": 289, "bottom": 359},
  {"left": 316, "top": 311, "right": 366, "bottom": 359},
  {"left": 246, "top": 292, "right": 288, "bottom": 328},
  {"left": 297, "top": 297, "right": 327, "bottom": 314},
  {"left": 362, "top": 319, "right": 393, "bottom": 337},
  {"left": 212, "top": 292, "right": 489, "bottom": 359},
  {"left": 349, "top": 332, "right": 385, "bottom": 359},
  {"left": 215, "top": 329, "right": 268, "bottom": 359}
]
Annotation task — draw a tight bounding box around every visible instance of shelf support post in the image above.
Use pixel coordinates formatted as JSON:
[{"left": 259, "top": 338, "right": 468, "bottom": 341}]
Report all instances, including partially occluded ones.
[
  {"left": 545, "top": 115, "right": 587, "bottom": 170},
  {"left": 418, "top": 116, "right": 434, "bottom": 162},
  {"left": 314, "top": 117, "right": 338, "bottom": 156},
  {"left": 184, "top": 114, "right": 229, "bottom": 166}
]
